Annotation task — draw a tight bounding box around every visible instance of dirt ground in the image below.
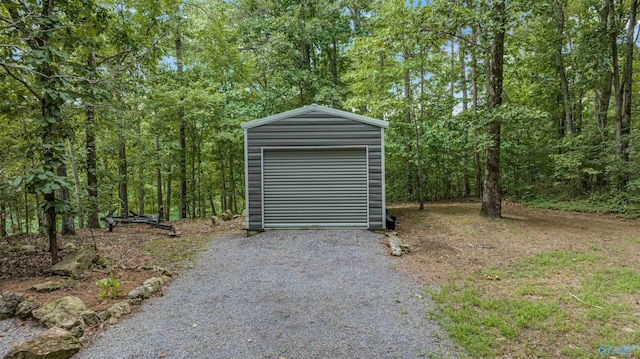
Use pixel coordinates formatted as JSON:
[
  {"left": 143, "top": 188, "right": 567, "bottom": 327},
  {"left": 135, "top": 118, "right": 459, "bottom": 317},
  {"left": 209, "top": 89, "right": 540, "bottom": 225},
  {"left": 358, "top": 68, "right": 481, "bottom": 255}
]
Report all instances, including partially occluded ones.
[
  {"left": 389, "top": 200, "right": 640, "bottom": 286},
  {"left": 0, "top": 217, "right": 244, "bottom": 313}
]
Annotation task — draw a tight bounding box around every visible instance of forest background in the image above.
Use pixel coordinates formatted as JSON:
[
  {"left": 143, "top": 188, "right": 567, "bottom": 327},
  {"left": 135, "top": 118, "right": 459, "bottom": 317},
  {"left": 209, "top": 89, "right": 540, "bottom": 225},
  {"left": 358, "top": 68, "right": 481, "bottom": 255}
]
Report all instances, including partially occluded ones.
[{"left": 1, "top": 0, "right": 639, "bottom": 262}]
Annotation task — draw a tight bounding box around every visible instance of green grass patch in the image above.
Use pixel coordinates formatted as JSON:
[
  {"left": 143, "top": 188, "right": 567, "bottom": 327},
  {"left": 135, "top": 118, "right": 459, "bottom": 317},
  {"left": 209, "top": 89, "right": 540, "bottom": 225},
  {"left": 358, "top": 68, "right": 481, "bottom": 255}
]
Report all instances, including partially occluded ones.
[
  {"left": 430, "top": 250, "right": 640, "bottom": 358},
  {"left": 624, "top": 237, "right": 640, "bottom": 244}
]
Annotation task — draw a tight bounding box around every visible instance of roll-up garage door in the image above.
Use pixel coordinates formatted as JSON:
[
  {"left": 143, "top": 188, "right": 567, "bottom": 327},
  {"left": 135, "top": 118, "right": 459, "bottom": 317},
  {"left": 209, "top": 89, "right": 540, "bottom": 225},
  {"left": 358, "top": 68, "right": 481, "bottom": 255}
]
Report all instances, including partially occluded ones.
[{"left": 262, "top": 148, "right": 368, "bottom": 228}]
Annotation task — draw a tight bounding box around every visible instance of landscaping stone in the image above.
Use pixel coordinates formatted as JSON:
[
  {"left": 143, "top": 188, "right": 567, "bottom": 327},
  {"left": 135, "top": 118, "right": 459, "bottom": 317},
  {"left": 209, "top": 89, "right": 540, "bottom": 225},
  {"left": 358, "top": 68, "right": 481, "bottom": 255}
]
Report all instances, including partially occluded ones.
[
  {"left": 0, "top": 292, "right": 24, "bottom": 320},
  {"left": 106, "top": 302, "right": 131, "bottom": 320},
  {"left": 50, "top": 248, "right": 97, "bottom": 277},
  {"left": 3, "top": 327, "right": 81, "bottom": 359},
  {"left": 142, "top": 277, "right": 164, "bottom": 293},
  {"left": 31, "top": 296, "right": 96, "bottom": 337},
  {"left": 127, "top": 286, "right": 150, "bottom": 300},
  {"left": 15, "top": 299, "right": 40, "bottom": 319},
  {"left": 32, "top": 281, "right": 64, "bottom": 293}
]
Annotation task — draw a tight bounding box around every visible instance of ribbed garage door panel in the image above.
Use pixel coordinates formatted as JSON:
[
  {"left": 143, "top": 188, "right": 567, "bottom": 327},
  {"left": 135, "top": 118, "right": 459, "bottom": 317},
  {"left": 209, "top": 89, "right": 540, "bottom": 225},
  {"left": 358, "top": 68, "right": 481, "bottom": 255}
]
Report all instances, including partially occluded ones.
[{"left": 263, "top": 149, "right": 368, "bottom": 227}]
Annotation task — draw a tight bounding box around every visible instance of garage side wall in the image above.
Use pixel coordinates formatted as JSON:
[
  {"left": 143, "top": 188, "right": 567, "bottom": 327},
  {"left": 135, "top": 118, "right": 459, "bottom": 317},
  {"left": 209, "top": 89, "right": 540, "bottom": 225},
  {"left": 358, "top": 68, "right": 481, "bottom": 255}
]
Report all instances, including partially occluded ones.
[{"left": 246, "top": 111, "right": 384, "bottom": 230}]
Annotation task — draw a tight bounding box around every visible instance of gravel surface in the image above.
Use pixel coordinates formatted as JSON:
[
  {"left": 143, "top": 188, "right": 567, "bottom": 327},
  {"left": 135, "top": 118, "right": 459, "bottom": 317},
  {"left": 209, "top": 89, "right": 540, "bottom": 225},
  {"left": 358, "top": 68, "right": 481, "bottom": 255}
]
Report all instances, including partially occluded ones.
[
  {"left": 0, "top": 319, "right": 45, "bottom": 357},
  {"left": 75, "top": 230, "right": 459, "bottom": 359}
]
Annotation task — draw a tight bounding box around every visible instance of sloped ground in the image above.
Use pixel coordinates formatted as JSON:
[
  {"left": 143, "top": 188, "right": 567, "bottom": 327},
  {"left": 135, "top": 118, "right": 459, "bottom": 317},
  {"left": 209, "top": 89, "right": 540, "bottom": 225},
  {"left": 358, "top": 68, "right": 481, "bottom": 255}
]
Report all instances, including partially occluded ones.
[{"left": 0, "top": 216, "right": 244, "bottom": 357}]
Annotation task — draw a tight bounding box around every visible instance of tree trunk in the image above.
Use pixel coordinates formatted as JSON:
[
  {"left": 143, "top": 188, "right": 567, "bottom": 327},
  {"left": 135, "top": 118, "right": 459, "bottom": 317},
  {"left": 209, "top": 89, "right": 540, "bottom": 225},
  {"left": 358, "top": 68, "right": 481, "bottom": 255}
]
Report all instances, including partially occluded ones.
[
  {"left": 57, "top": 164, "right": 75, "bottom": 235},
  {"left": 620, "top": 0, "right": 637, "bottom": 171},
  {"left": 118, "top": 132, "right": 128, "bottom": 217},
  {"left": 137, "top": 121, "right": 144, "bottom": 215},
  {"left": 554, "top": 1, "right": 574, "bottom": 135},
  {"left": 155, "top": 136, "right": 164, "bottom": 219},
  {"left": 403, "top": 52, "right": 414, "bottom": 200},
  {"left": 219, "top": 144, "right": 227, "bottom": 212},
  {"left": 85, "top": 102, "right": 100, "bottom": 228},
  {"left": 480, "top": 0, "right": 506, "bottom": 218},
  {"left": 609, "top": 0, "right": 623, "bottom": 158},
  {"left": 0, "top": 201, "right": 6, "bottom": 237},
  {"left": 67, "top": 140, "right": 84, "bottom": 229},
  {"left": 470, "top": 23, "right": 483, "bottom": 198},
  {"left": 229, "top": 149, "right": 237, "bottom": 213},
  {"left": 190, "top": 129, "right": 197, "bottom": 218},
  {"left": 458, "top": 30, "right": 471, "bottom": 197},
  {"left": 166, "top": 169, "right": 172, "bottom": 221},
  {"left": 176, "top": 31, "right": 187, "bottom": 219}
]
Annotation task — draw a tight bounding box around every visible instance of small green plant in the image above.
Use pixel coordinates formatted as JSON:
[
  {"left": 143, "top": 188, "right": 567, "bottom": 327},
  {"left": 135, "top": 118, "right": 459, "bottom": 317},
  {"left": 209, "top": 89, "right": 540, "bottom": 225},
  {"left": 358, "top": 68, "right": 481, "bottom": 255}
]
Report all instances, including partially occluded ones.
[{"left": 96, "top": 274, "right": 124, "bottom": 300}]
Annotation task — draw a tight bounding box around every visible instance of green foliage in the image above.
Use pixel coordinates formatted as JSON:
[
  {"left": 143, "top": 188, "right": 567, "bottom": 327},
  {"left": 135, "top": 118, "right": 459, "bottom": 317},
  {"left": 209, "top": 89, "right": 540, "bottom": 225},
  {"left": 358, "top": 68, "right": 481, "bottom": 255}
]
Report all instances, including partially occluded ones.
[{"left": 96, "top": 274, "right": 124, "bottom": 300}]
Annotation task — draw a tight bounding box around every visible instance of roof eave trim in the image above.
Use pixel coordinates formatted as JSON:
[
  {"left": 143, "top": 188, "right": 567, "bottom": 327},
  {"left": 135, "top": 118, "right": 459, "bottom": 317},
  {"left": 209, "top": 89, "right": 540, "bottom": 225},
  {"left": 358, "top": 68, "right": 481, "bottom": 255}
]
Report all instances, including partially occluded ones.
[{"left": 241, "top": 104, "right": 389, "bottom": 129}]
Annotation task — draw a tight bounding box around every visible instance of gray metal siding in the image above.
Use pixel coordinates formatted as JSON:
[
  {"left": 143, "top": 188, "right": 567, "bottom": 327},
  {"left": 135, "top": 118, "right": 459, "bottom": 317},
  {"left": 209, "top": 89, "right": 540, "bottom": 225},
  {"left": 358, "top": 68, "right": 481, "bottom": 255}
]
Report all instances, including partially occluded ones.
[{"left": 246, "top": 112, "right": 385, "bottom": 230}]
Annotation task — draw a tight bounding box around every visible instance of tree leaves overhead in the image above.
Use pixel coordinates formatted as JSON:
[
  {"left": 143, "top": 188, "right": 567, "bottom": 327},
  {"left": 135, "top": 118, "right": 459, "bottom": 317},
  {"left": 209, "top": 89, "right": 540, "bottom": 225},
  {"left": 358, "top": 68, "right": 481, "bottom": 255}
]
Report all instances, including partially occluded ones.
[{"left": 1, "top": 0, "right": 640, "bottom": 243}]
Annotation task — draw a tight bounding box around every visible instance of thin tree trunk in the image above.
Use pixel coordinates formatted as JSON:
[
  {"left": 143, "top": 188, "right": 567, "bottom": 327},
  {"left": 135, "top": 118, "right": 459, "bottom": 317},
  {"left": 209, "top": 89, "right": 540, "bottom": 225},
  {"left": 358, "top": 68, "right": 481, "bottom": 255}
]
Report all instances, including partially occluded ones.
[
  {"left": 118, "top": 132, "right": 128, "bottom": 217},
  {"left": 155, "top": 136, "right": 164, "bottom": 219},
  {"left": 620, "top": 0, "right": 637, "bottom": 170},
  {"left": 166, "top": 169, "right": 172, "bottom": 221},
  {"left": 0, "top": 201, "right": 6, "bottom": 237},
  {"left": 176, "top": 31, "right": 187, "bottom": 219},
  {"left": 57, "top": 164, "right": 75, "bottom": 235},
  {"left": 403, "top": 52, "right": 414, "bottom": 200},
  {"left": 481, "top": 0, "right": 506, "bottom": 218},
  {"left": 86, "top": 102, "right": 100, "bottom": 228},
  {"left": 137, "top": 122, "right": 144, "bottom": 215},
  {"left": 609, "top": 0, "right": 623, "bottom": 157},
  {"left": 24, "top": 185, "right": 29, "bottom": 234},
  {"left": 458, "top": 29, "right": 471, "bottom": 197},
  {"left": 190, "top": 130, "right": 197, "bottom": 218},
  {"left": 67, "top": 140, "right": 84, "bottom": 229},
  {"left": 218, "top": 144, "right": 227, "bottom": 211},
  {"left": 554, "top": 1, "right": 574, "bottom": 135},
  {"left": 229, "top": 150, "right": 237, "bottom": 213},
  {"left": 470, "top": 22, "right": 483, "bottom": 198}
]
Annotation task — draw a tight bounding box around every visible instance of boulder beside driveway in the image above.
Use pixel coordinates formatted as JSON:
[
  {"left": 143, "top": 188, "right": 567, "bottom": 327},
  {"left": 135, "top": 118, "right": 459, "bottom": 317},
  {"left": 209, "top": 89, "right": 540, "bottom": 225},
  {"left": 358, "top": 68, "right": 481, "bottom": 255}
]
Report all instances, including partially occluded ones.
[
  {"left": 50, "top": 248, "right": 97, "bottom": 278},
  {"left": 3, "top": 327, "right": 81, "bottom": 359}
]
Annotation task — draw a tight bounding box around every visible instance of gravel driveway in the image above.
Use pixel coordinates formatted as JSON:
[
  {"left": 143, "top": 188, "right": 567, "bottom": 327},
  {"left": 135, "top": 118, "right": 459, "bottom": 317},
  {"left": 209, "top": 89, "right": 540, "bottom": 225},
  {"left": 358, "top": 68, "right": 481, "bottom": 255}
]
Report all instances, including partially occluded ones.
[{"left": 75, "top": 229, "right": 458, "bottom": 359}]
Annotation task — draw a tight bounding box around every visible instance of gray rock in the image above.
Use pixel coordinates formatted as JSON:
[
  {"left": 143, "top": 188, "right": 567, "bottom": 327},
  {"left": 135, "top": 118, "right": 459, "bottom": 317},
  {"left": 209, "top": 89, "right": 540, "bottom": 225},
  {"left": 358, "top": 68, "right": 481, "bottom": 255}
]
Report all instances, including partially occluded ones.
[
  {"left": 32, "top": 281, "right": 64, "bottom": 293},
  {"left": 50, "top": 248, "right": 97, "bottom": 277},
  {"left": 4, "top": 327, "right": 81, "bottom": 359},
  {"left": 106, "top": 302, "right": 131, "bottom": 319},
  {"left": 15, "top": 299, "right": 40, "bottom": 319},
  {"left": 31, "top": 296, "right": 96, "bottom": 337},
  {"left": 211, "top": 216, "right": 221, "bottom": 226},
  {"left": 142, "top": 277, "right": 164, "bottom": 293},
  {"left": 82, "top": 312, "right": 100, "bottom": 326},
  {"left": 0, "top": 292, "right": 24, "bottom": 319},
  {"left": 127, "top": 286, "right": 150, "bottom": 299},
  {"left": 130, "top": 298, "right": 143, "bottom": 306}
]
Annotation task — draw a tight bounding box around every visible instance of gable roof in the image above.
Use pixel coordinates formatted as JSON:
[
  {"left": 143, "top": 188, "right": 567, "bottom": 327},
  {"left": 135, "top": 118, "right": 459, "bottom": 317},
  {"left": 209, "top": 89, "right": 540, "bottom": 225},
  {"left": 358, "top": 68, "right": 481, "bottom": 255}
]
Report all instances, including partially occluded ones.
[{"left": 241, "top": 104, "right": 389, "bottom": 129}]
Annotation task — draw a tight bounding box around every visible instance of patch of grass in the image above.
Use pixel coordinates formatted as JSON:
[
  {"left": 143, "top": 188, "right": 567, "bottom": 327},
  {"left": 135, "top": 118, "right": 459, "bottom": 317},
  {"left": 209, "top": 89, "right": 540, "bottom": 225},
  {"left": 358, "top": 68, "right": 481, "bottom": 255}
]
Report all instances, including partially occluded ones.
[
  {"left": 624, "top": 237, "right": 640, "bottom": 243},
  {"left": 430, "top": 250, "right": 640, "bottom": 358}
]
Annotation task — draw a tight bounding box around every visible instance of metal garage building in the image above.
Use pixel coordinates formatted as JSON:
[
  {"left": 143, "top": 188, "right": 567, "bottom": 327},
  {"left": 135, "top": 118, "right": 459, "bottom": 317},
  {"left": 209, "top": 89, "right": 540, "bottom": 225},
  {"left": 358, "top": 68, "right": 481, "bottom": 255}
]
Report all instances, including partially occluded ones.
[{"left": 242, "top": 104, "right": 389, "bottom": 233}]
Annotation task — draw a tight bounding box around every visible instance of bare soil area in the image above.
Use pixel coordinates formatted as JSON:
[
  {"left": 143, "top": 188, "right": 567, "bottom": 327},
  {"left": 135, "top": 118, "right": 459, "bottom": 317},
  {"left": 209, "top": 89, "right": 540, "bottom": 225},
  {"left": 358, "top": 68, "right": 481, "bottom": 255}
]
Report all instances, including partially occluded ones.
[{"left": 0, "top": 217, "right": 244, "bottom": 313}]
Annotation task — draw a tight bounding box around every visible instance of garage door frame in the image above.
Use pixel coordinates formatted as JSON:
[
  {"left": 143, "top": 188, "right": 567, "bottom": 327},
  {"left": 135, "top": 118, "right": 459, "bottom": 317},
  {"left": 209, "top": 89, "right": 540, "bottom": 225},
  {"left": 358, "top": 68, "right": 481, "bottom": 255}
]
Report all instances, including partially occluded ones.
[{"left": 260, "top": 145, "right": 370, "bottom": 229}]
